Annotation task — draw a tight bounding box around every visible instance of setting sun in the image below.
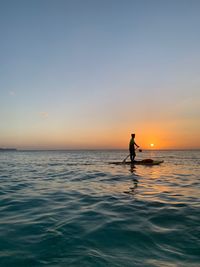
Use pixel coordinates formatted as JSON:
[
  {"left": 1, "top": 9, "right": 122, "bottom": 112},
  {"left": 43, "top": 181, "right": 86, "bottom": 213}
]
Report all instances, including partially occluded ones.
[{"left": 150, "top": 143, "right": 155, "bottom": 148}]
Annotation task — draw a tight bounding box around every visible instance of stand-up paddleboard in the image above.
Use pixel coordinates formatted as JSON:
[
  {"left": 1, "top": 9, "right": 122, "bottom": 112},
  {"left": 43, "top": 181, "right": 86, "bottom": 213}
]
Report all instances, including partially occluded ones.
[{"left": 109, "top": 159, "right": 164, "bottom": 166}]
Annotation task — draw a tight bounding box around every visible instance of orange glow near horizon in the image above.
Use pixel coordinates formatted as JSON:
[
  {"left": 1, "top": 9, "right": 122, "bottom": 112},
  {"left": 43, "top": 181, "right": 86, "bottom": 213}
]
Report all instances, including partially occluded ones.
[{"left": 2, "top": 125, "right": 198, "bottom": 150}]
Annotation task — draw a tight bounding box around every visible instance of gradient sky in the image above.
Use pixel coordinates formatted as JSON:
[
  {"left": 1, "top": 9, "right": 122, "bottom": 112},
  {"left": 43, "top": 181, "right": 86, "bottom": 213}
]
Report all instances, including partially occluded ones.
[{"left": 0, "top": 0, "right": 200, "bottom": 149}]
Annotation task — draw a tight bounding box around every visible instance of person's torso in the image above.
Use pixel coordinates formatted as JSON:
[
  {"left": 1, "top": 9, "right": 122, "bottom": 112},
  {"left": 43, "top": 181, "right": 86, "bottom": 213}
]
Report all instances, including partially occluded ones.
[{"left": 129, "top": 138, "right": 135, "bottom": 147}]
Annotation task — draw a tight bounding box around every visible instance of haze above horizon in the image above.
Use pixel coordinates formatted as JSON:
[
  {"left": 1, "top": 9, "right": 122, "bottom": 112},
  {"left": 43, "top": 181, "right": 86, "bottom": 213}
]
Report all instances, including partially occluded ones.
[{"left": 1, "top": 0, "right": 200, "bottom": 150}]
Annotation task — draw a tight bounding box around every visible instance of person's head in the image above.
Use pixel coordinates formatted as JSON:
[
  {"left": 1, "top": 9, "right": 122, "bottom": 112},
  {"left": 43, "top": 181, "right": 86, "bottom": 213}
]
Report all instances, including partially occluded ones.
[{"left": 131, "top": 133, "right": 135, "bottom": 138}]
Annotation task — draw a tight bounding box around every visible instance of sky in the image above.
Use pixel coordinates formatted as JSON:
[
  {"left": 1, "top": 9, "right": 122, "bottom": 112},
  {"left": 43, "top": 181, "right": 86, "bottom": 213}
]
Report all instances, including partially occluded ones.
[{"left": 0, "top": 0, "right": 200, "bottom": 150}]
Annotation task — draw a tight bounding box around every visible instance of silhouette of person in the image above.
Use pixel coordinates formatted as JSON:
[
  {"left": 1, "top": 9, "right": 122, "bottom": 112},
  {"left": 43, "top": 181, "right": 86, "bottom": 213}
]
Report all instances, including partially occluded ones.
[{"left": 129, "top": 133, "right": 139, "bottom": 162}]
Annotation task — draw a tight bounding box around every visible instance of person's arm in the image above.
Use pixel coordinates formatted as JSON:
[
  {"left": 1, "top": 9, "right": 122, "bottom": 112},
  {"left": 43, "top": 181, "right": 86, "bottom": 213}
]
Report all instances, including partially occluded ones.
[{"left": 134, "top": 142, "right": 139, "bottom": 148}]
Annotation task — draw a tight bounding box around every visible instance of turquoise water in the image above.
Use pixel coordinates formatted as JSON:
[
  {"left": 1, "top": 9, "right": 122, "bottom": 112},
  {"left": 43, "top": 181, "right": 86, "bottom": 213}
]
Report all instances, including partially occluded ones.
[{"left": 0, "top": 150, "right": 199, "bottom": 267}]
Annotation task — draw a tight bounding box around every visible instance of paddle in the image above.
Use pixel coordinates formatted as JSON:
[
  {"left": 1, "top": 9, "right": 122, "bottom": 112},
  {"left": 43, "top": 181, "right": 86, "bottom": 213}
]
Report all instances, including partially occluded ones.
[
  {"left": 122, "top": 154, "right": 130, "bottom": 163},
  {"left": 122, "top": 148, "right": 142, "bottom": 163}
]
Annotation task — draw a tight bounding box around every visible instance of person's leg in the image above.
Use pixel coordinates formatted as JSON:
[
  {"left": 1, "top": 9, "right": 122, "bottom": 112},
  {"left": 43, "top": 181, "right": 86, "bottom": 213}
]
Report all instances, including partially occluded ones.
[
  {"left": 132, "top": 151, "right": 136, "bottom": 161},
  {"left": 130, "top": 150, "right": 135, "bottom": 162},
  {"left": 130, "top": 150, "right": 133, "bottom": 162}
]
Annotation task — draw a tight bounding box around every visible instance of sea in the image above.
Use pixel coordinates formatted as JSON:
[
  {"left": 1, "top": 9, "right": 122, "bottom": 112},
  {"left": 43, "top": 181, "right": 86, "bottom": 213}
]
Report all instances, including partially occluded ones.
[{"left": 0, "top": 150, "right": 199, "bottom": 267}]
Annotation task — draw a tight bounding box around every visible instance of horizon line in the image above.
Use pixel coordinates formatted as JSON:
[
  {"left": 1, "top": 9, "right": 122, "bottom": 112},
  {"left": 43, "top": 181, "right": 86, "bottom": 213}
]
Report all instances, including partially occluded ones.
[{"left": 1, "top": 148, "right": 200, "bottom": 152}]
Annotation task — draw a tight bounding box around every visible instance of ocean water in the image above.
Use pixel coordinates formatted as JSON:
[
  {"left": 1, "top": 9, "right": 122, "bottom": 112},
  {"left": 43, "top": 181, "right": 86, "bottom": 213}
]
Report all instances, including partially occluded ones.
[{"left": 0, "top": 150, "right": 199, "bottom": 267}]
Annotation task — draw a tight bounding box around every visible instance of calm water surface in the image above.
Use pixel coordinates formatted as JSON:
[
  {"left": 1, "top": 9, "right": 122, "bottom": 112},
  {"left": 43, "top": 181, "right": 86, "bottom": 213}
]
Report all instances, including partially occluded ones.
[{"left": 0, "top": 150, "right": 199, "bottom": 267}]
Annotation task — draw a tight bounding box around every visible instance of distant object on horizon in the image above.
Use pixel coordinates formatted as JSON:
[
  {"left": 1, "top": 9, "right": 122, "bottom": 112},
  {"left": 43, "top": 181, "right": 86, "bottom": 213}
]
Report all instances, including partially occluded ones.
[{"left": 0, "top": 148, "right": 17, "bottom": 151}]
